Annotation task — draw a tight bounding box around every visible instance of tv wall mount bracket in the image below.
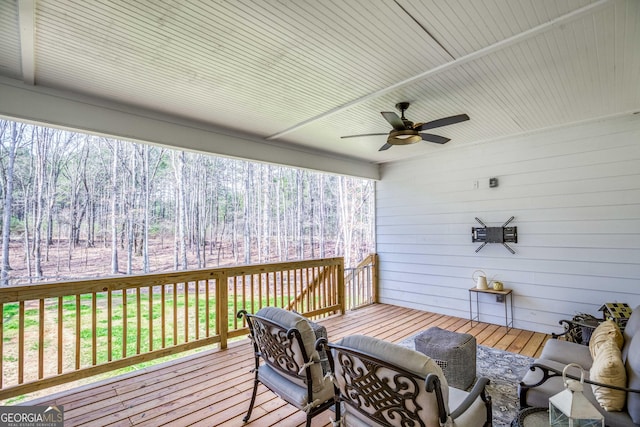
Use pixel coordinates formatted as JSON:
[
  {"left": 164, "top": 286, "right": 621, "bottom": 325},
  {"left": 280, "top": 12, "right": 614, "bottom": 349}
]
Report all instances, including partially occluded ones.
[{"left": 472, "top": 216, "right": 518, "bottom": 254}]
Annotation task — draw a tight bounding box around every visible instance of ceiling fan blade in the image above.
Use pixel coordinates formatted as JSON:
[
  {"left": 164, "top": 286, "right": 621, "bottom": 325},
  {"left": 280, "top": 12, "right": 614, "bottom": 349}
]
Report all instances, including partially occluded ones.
[
  {"left": 415, "top": 114, "right": 470, "bottom": 131},
  {"left": 381, "top": 112, "right": 406, "bottom": 131},
  {"left": 420, "top": 133, "right": 450, "bottom": 144},
  {"left": 341, "top": 133, "right": 388, "bottom": 139},
  {"left": 378, "top": 143, "right": 393, "bottom": 151}
]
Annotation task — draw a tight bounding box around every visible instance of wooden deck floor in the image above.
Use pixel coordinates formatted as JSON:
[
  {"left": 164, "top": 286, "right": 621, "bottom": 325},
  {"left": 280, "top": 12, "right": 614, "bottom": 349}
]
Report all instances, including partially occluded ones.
[{"left": 25, "top": 304, "right": 551, "bottom": 426}]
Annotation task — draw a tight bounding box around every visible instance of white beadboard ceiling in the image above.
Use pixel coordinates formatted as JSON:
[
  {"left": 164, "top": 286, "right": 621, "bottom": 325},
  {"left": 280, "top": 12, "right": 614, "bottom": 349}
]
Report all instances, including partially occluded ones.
[{"left": 1, "top": 0, "right": 639, "bottom": 165}]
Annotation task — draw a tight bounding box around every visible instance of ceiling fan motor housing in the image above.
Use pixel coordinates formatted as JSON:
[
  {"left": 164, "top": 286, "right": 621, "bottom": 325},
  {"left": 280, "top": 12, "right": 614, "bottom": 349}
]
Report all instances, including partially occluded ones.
[
  {"left": 388, "top": 129, "right": 422, "bottom": 145},
  {"left": 395, "top": 102, "right": 411, "bottom": 112}
]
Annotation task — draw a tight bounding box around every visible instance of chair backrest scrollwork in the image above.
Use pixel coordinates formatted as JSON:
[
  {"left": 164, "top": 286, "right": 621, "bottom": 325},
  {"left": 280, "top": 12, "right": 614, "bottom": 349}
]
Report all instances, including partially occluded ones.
[
  {"left": 247, "top": 312, "right": 310, "bottom": 382},
  {"left": 319, "top": 335, "right": 449, "bottom": 427}
]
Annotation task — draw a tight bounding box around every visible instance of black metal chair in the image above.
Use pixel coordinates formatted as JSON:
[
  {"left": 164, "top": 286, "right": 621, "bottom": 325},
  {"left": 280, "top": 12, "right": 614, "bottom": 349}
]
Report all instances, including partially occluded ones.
[
  {"left": 238, "top": 307, "right": 339, "bottom": 426},
  {"left": 318, "top": 334, "right": 492, "bottom": 427}
]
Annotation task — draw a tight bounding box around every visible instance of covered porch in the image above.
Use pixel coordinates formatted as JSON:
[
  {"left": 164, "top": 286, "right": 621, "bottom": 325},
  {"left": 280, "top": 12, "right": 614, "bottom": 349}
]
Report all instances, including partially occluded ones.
[{"left": 23, "top": 304, "right": 550, "bottom": 426}]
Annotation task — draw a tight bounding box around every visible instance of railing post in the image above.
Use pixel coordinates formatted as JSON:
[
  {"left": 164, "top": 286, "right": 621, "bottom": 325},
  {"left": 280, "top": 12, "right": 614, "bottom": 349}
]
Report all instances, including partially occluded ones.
[
  {"left": 372, "top": 253, "right": 379, "bottom": 304},
  {"left": 216, "top": 273, "right": 228, "bottom": 349},
  {"left": 338, "top": 259, "right": 345, "bottom": 314}
]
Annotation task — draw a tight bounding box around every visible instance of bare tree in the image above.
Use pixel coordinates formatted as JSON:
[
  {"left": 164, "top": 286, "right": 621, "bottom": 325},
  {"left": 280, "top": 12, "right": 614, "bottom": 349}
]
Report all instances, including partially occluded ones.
[
  {"left": 171, "top": 151, "right": 188, "bottom": 270},
  {"left": 110, "top": 140, "right": 120, "bottom": 274},
  {"left": 32, "top": 127, "right": 57, "bottom": 279},
  {"left": 0, "top": 121, "right": 26, "bottom": 285},
  {"left": 318, "top": 174, "right": 326, "bottom": 258}
]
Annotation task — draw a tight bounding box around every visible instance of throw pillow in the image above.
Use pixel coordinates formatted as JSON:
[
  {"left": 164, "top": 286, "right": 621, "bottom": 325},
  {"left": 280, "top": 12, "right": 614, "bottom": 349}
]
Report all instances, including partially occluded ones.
[
  {"left": 590, "top": 339, "right": 627, "bottom": 411},
  {"left": 589, "top": 320, "right": 624, "bottom": 359}
]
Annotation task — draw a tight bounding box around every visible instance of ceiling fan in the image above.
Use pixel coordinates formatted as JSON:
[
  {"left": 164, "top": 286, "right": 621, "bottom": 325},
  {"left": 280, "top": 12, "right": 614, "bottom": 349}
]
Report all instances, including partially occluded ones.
[{"left": 341, "top": 102, "right": 470, "bottom": 151}]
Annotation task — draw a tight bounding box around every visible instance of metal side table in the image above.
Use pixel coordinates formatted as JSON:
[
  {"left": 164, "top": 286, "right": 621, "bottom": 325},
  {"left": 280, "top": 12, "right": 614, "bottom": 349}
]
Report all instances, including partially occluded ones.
[{"left": 469, "top": 287, "right": 514, "bottom": 331}]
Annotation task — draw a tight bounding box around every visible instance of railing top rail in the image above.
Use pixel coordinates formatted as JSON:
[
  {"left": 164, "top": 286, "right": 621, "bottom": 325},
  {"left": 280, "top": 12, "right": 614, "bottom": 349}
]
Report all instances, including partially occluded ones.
[
  {"left": 355, "top": 253, "right": 376, "bottom": 270},
  {"left": 0, "top": 257, "right": 344, "bottom": 304}
]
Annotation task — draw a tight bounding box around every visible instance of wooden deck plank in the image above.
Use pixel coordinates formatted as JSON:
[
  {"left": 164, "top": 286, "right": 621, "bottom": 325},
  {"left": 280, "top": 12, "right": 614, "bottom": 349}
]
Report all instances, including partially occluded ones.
[
  {"left": 19, "top": 304, "right": 551, "bottom": 426},
  {"left": 65, "top": 349, "right": 254, "bottom": 424},
  {"left": 493, "top": 328, "right": 522, "bottom": 350},
  {"left": 506, "top": 330, "right": 535, "bottom": 354},
  {"left": 522, "top": 332, "right": 548, "bottom": 358}
]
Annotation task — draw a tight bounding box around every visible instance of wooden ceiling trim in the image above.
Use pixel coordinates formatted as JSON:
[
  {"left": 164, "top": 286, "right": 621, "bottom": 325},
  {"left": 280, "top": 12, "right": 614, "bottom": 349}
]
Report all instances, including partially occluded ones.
[{"left": 18, "top": 0, "right": 35, "bottom": 85}]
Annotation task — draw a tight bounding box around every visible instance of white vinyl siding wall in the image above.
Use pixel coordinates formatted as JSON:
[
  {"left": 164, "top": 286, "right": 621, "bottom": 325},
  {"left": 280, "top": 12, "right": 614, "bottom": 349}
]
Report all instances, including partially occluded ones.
[{"left": 376, "top": 114, "right": 640, "bottom": 334}]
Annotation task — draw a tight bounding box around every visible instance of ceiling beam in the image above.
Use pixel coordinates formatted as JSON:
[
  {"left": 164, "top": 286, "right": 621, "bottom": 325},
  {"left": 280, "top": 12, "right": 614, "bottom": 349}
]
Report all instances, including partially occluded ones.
[
  {"left": 18, "top": 0, "right": 36, "bottom": 85},
  {"left": 267, "top": 0, "right": 613, "bottom": 141},
  {"left": 0, "top": 77, "right": 380, "bottom": 180}
]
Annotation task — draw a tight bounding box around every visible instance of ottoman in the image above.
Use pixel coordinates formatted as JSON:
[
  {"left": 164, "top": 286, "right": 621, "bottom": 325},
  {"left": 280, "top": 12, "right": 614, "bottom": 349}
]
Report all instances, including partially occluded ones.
[{"left": 414, "top": 327, "right": 477, "bottom": 389}]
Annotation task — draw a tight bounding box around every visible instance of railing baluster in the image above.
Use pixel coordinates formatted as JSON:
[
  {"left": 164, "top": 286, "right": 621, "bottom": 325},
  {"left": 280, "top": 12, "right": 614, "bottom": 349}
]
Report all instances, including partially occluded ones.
[
  {"left": 75, "top": 296, "right": 80, "bottom": 370},
  {"left": 293, "top": 269, "right": 299, "bottom": 312},
  {"left": 232, "top": 276, "right": 238, "bottom": 330},
  {"left": 148, "top": 286, "right": 153, "bottom": 351},
  {"left": 263, "top": 273, "right": 268, "bottom": 307},
  {"left": 92, "top": 292, "right": 97, "bottom": 365},
  {"left": 136, "top": 288, "right": 141, "bottom": 354},
  {"left": 286, "top": 270, "right": 291, "bottom": 308},
  {"left": 39, "top": 299, "right": 44, "bottom": 378},
  {"left": 323, "top": 267, "right": 328, "bottom": 312},
  {"left": 18, "top": 301, "right": 24, "bottom": 384},
  {"left": 161, "top": 284, "right": 166, "bottom": 348},
  {"left": 305, "top": 267, "right": 311, "bottom": 312},
  {"left": 255, "top": 274, "right": 259, "bottom": 309},
  {"left": 205, "top": 279, "right": 210, "bottom": 337},
  {"left": 195, "top": 281, "right": 200, "bottom": 340},
  {"left": 239, "top": 276, "right": 245, "bottom": 318},
  {"left": 122, "top": 291, "right": 127, "bottom": 359},
  {"left": 250, "top": 275, "right": 255, "bottom": 312},
  {"left": 57, "top": 297, "right": 62, "bottom": 374},
  {"left": 173, "top": 283, "right": 177, "bottom": 346},
  {"left": 107, "top": 291, "right": 112, "bottom": 362},
  {"left": 311, "top": 268, "right": 316, "bottom": 314},
  {"left": 276, "top": 272, "right": 282, "bottom": 308},
  {"left": 315, "top": 266, "right": 320, "bottom": 312},
  {"left": 184, "top": 281, "right": 189, "bottom": 343}
]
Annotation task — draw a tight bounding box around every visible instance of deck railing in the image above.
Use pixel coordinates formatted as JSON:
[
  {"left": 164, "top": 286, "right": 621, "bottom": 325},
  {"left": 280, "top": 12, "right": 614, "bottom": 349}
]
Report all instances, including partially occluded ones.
[
  {"left": 0, "top": 257, "right": 344, "bottom": 400},
  {"left": 345, "top": 253, "right": 378, "bottom": 310}
]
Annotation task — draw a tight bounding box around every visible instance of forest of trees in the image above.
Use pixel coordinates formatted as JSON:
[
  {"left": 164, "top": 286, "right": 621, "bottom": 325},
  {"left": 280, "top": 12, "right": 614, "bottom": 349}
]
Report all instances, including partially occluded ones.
[{"left": 0, "top": 119, "right": 375, "bottom": 286}]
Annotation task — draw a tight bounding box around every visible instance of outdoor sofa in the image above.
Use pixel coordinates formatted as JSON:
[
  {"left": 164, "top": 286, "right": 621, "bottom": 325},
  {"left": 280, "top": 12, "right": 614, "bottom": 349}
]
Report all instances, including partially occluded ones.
[{"left": 519, "top": 305, "right": 640, "bottom": 427}]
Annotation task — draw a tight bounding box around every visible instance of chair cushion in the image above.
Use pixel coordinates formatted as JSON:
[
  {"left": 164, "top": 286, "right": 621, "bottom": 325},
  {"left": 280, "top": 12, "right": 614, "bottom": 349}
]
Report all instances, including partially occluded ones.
[
  {"left": 255, "top": 307, "right": 325, "bottom": 393},
  {"left": 589, "top": 320, "right": 624, "bottom": 359},
  {"left": 626, "top": 334, "right": 640, "bottom": 424},
  {"left": 258, "top": 364, "right": 335, "bottom": 409},
  {"left": 447, "top": 387, "right": 491, "bottom": 427},
  {"left": 540, "top": 339, "right": 594, "bottom": 370},
  {"left": 590, "top": 339, "right": 626, "bottom": 411}
]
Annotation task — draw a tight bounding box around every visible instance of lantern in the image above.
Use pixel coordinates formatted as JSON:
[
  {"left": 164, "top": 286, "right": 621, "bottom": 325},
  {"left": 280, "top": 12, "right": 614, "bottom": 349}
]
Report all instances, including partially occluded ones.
[{"left": 549, "top": 363, "right": 604, "bottom": 427}]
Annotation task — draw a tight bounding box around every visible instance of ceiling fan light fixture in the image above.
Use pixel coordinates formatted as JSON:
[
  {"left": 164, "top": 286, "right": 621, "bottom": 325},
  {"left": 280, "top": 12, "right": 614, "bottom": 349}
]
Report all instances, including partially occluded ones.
[{"left": 388, "top": 129, "right": 422, "bottom": 145}]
